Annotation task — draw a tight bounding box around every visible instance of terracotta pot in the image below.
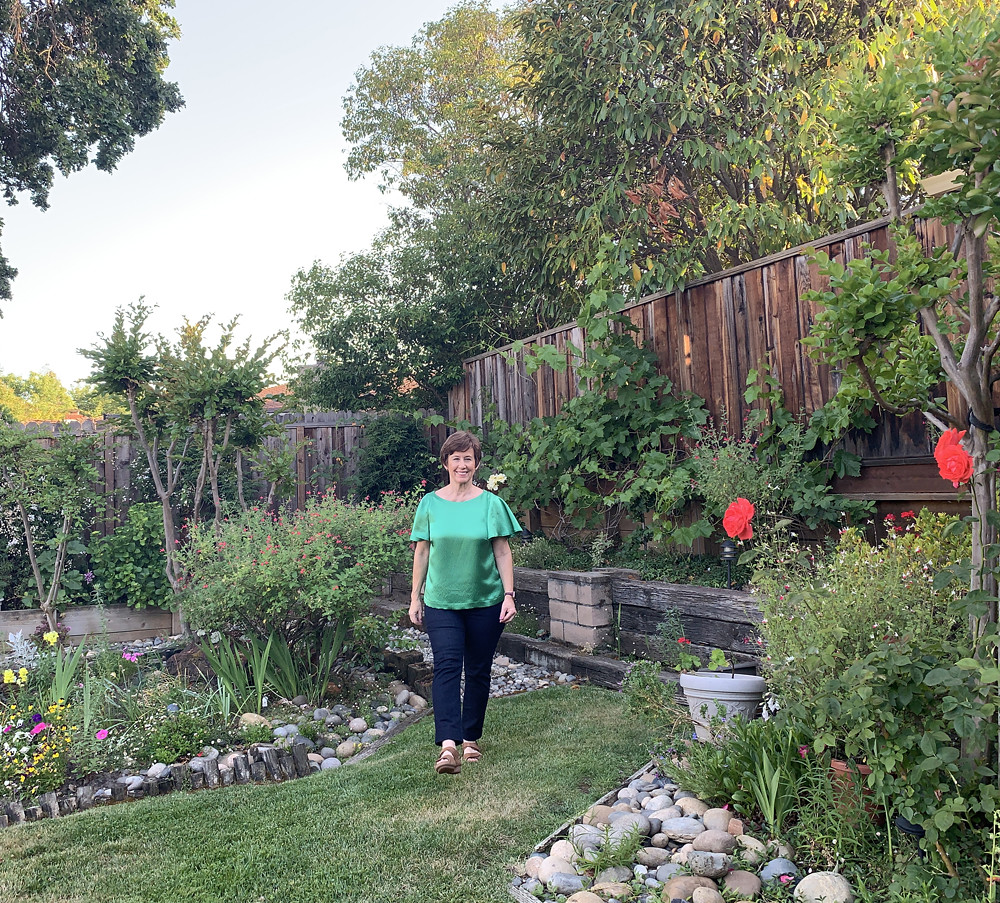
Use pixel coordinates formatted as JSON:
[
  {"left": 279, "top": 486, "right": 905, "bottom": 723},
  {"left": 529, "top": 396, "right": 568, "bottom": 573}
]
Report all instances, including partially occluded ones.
[
  {"left": 678, "top": 670, "right": 766, "bottom": 740},
  {"left": 829, "top": 758, "right": 879, "bottom": 821}
]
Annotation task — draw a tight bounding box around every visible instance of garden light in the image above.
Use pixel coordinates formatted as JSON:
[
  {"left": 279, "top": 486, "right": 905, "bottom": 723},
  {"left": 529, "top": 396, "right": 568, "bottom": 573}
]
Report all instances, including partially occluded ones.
[{"left": 720, "top": 539, "right": 738, "bottom": 589}]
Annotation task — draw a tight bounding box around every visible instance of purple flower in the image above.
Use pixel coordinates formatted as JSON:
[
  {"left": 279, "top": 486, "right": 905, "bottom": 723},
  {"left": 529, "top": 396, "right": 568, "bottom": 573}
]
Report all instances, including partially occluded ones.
[
  {"left": 31, "top": 713, "right": 43, "bottom": 723},
  {"left": 83, "top": 571, "right": 95, "bottom": 584}
]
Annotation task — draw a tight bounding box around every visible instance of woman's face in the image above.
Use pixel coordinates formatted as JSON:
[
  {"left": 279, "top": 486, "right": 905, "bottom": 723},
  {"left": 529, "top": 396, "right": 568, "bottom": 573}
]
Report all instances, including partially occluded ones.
[{"left": 444, "top": 448, "right": 478, "bottom": 486}]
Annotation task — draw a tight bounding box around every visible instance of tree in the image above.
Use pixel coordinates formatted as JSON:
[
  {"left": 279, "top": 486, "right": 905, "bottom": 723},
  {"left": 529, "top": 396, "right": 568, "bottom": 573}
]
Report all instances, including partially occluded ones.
[
  {"left": 0, "top": 370, "right": 77, "bottom": 421},
  {"left": 81, "top": 302, "right": 282, "bottom": 589},
  {"left": 496, "top": 0, "right": 918, "bottom": 294},
  {"left": 289, "top": 210, "right": 542, "bottom": 412},
  {"left": 292, "top": 2, "right": 566, "bottom": 411},
  {"left": 0, "top": 0, "right": 183, "bottom": 302}
]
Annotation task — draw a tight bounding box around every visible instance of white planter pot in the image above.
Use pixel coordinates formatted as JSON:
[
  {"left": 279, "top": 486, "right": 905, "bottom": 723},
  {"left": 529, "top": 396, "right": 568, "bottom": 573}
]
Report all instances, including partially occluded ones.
[{"left": 679, "top": 670, "right": 767, "bottom": 740}]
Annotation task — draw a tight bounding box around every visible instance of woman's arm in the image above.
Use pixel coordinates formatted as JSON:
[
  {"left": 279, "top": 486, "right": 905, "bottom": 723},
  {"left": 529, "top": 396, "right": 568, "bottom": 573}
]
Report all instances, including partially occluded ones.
[
  {"left": 410, "top": 540, "right": 429, "bottom": 627},
  {"left": 492, "top": 536, "right": 517, "bottom": 624}
]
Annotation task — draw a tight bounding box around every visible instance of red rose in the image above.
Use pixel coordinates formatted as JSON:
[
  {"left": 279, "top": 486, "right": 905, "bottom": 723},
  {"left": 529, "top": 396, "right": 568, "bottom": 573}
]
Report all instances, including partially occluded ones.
[
  {"left": 723, "top": 498, "right": 755, "bottom": 540},
  {"left": 935, "top": 429, "right": 973, "bottom": 487}
]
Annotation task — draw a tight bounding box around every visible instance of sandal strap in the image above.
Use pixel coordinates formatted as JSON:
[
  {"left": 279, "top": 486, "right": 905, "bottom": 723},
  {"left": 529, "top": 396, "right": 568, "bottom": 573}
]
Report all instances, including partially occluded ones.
[
  {"left": 435, "top": 746, "right": 461, "bottom": 773},
  {"left": 462, "top": 741, "right": 482, "bottom": 762}
]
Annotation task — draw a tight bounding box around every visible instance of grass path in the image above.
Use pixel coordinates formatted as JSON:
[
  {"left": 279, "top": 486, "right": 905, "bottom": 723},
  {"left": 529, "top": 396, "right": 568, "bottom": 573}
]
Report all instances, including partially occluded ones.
[{"left": 0, "top": 686, "right": 659, "bottom": 903}]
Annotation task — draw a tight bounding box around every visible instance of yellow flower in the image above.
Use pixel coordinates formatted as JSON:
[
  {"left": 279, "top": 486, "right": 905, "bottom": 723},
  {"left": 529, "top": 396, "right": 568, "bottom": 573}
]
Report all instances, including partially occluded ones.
[
  {"left": 2, "top": 670, "right": 13, "bottom": 684},
  {"left": 42, "top": 631, "right": 59, "bottom": 646},
  {"left": 18, "top": 668, "right": 27, "bottom": 681}
]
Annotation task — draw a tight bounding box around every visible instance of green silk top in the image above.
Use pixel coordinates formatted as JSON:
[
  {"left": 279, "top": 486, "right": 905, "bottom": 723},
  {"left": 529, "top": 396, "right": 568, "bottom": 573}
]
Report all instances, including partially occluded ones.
[{"left": 409, "top": 490, "right": 522, "bottom": 610}]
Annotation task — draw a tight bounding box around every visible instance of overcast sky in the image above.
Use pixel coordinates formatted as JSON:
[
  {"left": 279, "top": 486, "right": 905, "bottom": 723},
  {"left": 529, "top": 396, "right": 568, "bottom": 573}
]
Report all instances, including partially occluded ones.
[{"left": 0, "top": 0, "right": 476, "bottom": 387}]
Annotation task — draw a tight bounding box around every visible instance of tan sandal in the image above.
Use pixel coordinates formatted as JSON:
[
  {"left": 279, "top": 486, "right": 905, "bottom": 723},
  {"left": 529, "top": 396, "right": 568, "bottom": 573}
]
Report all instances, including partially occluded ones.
[
  {"left": 462, "top": 741, "right": 482, "bottom": 764},
  {"left": 434, "top": 746, "right": 461, "bottom": 774}
]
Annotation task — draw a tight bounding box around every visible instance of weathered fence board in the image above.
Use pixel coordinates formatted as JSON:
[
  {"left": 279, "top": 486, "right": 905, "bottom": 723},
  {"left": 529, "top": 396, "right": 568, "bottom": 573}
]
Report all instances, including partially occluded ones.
[
  {"left": 448, "top": 215, "right": 972, "bottom": 506},
  {"left": 0, "top": 605, "right": 179, "bottom": 644},
  {"left": 13, "top": 410, "right": 447, "bottom": 535}
]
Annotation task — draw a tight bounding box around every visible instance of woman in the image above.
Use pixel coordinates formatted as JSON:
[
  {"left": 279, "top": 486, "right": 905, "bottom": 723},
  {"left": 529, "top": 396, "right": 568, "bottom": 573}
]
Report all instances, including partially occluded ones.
[{"left": 409, "top": 430, "right": 521, "bottom": 774}]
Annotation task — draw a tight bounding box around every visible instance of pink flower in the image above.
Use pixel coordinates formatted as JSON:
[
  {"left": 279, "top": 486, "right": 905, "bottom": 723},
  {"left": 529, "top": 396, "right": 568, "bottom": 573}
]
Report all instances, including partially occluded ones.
[
  {"left": 95, "top": 729, "right": 109, "bottom": 740},
  {"left": 798, "top": 745, "right": 809, "bottom": 758},
  {"left": 30, "top": 722, "right": 48, "bottom": 735}
]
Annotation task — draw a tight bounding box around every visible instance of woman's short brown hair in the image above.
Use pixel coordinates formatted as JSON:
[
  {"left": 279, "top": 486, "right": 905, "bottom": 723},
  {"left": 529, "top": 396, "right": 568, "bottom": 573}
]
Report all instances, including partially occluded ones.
[{"left": 439, "top": 430, "right": 482, "bottom": 466}]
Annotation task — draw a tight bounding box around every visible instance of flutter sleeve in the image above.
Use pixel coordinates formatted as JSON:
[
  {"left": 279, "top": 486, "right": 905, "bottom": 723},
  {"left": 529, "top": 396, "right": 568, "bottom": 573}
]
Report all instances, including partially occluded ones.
[
  {"left": 487, "top": 492, "right": 522, "bottom": 539},
  {"left": 409, "top": 494, "right": 431, "bottom": 542}
]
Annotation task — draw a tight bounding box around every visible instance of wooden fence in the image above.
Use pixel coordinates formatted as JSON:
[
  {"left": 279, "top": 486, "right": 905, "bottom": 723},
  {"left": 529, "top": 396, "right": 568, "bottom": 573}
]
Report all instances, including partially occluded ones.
[
  {"left": 448, "top": 215, "right": 964, "bottom": 507},
  {"left": 13, "top": 411, "right": 447, "bottom": 535}
]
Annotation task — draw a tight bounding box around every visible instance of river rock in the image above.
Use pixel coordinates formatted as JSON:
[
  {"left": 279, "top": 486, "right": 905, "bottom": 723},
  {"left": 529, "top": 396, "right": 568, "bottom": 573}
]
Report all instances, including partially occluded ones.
[
  {"left": 347, "top": 717, "right": 368, "bottom": 733},
  {"left": 583, "top": 804, "right": 614, "bottom": 825},
  {"left": 550, "top": 839, "right": 576, "bottom": 861},
  {"left": 702, "top": 807, "right": 732, "bottom": 832},
  {"left": 592, "top": 882, "right": 633, "bottom": 899},
  {"left": 735, "top": 835, "right": 767, "bottom": 865},
  {"left": 537, "top": 855, "right": 577, "bottom": 884},
  {"left": 662, "top": 875, "right": 718, "bottom": 901},
  {"left": 548, "top": 873, "right": 585, "bottom": 895},
  {"left": 660, "top": 816, "right": 706, "bottom": 842},
  {"left": 335, "top": 740, "right": 359, "bottom": 759},
  {"left": 724, "top": 869, "right": 762, "bottom": 897},
  {"left": 760, "top": 858, "right": 799, "bottom": 884},
  {"left": 644, "top": 795, "right": 677, "bottom": 812},
  {"left": 594, "top": 866, "right": 633, "bottom": 884},
  {"left": 692, "top": 829, "right": 737, "bottom": 854},
  {"left": 570, "top": 823, "right": 605, "bottom": 847},
  {"left": 692, "top": 888, "right": 725, "bottom": 903},
  {"left": 656, "top": 863, "right": 684, "bottom": 882},
  {"left": 609, "top": 812, "right": 651, "bottom": 841},
  {"left": 408, "top": 694, "right": 428, "bottom": 709},
  {"left": 794, "top": 872, "right": 855, "bottom": 903},
  {"left": 636, "top": 846, "right": 671, "bottom": 867},
  {"left": 687, "top": 850, "right": 731, "bottom": 878},
  {"left": 566, "top": 893, "right": 604, "bottom": 903},
  {"left": 239, "top": 712, "right": 270, "bottom": 728},
  {"left": 676, "top": 797, "right": 710, "bottom": 817},
  {"left": 650, "top": 832, "right": 670, "bottom": 848}
]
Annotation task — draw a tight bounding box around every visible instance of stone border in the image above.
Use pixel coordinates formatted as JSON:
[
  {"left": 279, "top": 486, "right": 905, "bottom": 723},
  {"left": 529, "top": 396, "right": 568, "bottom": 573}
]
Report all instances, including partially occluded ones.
[
  {"left": 0, "top": 707, "right": 433, "bottom": 831},
  {"left": 507, "top": 760, "right": 656, "bottom": 903}
]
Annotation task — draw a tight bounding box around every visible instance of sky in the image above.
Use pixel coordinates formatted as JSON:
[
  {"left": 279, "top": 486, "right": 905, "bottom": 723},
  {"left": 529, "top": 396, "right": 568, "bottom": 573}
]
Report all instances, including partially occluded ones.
[{"left": 0, "top": 0, "right": 473, "bottom": 388}]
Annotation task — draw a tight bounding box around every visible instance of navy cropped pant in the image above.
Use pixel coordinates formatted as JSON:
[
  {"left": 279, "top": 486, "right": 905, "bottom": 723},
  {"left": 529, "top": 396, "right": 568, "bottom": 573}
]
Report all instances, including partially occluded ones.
[{"left": 423, "top": 602, "right": 505, "bottom": 745}]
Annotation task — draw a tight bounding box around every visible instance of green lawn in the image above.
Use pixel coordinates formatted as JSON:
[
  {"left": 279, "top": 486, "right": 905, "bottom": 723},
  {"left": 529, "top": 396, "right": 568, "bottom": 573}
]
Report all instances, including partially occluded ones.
[{"left": 0, "top": 686, "right": 658, "bottom": 903}]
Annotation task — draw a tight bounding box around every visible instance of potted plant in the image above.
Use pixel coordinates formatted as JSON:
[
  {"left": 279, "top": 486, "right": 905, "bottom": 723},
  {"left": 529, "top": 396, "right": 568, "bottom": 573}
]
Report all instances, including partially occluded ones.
[{"left": 676, "top": 638, "right": 767, "bottom": 740}]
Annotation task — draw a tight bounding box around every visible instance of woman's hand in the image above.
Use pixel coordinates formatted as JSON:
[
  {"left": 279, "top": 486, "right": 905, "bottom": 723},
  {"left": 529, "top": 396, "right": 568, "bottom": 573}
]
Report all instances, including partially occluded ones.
[
  {"left": 499, "top": 596, "right": 517, "bottom": 624},
  {"left": 408, "top": 598, "right": 424, "bottom": 627}
]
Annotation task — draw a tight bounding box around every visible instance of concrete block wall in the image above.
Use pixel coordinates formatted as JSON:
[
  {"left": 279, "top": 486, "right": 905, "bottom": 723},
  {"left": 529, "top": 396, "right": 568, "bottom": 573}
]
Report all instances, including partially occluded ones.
[{"left": 546, "top": 571, "right": 612, "bottom": 648}]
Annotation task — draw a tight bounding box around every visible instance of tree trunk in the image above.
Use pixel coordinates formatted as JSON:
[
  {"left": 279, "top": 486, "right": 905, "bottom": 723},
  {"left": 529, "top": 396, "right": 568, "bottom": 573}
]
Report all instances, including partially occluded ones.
[{"left": 236, "top": 451, "right": 248, "bottom": 511}]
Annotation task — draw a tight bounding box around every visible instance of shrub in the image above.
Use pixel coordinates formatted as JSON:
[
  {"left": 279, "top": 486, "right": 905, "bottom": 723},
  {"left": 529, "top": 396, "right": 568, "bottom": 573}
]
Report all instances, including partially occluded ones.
[
  {"left": 755, "top": 509, "right": 967, "bottom": 704},
  {"left": 139, "top": 710, "right": 212, "bottom": 765},
  {"left": 177, "top": 492, "right": 417, "bottom": 654},
  {"left": 352, "top": 415, "right": 436, "bottom": 502},
  {"left": 91, "top": 502, "right": 172, "bottom": 609}
]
